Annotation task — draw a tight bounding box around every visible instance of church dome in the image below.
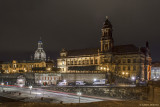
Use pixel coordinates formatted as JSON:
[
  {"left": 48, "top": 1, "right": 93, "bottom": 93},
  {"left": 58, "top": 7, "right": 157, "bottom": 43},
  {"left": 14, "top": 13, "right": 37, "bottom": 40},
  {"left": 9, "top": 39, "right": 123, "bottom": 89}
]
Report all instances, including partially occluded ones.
[{"left": 34, "top": 40, "right": 46, "bottom": 61}]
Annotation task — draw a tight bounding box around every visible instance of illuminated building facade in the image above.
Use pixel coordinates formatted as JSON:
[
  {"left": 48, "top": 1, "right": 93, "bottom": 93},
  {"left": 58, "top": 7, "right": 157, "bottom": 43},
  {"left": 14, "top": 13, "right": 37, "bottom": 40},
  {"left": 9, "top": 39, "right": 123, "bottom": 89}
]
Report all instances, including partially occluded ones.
[
  {"left": 57, "top": 17, "right": 152, "bottom": 80},
  {"left": 151, "top": 62, "right": 160, "bottom": 80},
  {"left": 35, "top": 73, "right": 61, "bottom": 85},
  {"left": 0, "top": 60, "right": 54, "bottom": 73}
]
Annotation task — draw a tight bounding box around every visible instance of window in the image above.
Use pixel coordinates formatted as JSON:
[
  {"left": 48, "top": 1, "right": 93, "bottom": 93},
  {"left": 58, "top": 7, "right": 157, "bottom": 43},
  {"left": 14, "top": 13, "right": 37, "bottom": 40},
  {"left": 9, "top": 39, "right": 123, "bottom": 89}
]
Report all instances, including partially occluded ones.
[
  {"left": 128, "top": 66, "right": 130, "bottom": 70},
  {"left": 133, "top": 66, "right": 136, "bottom": 71},
  {"left": 82, "top": 60, "right": 85, "bottom": 64},
  {"left": 123, "top": 66, "right": 126, "bottom": 71},
  {"left": 62, "top": 68, "right": 64, "bottom": 71},
  {"left": 123, "top": 59, "right": 126, "bottom": 63},
  {"left": 75, "top": 61, "right": 77, "bottom": 65},
  {"left": 128, "top": 59, "right": 131, "bottom": 63},
  {"left": 118, "top": 59, "right": 121, "bottom": 63},
  {"left": 62, "top": 61, "right": 65, "bottom": 65},
  {"left": 91, "top": 60, "right": 93, "bottom": 64},
  {"left": 133, "top": 59, "right": 136, "bottom": 63},
  {"left": 95, "top": 59, "right": 98, "bottom": 64},
  {"left": 118, "top": 66, "right": 121, "bottom": 71},
  {"left": 86, "top": 60, "right": 89, "bottom": 64},
  {"left": 71, "top": 61, "right": 73, "bottom": 65},
  {"left": 104, "top": 59, "right": 108, "bottom": 63}
]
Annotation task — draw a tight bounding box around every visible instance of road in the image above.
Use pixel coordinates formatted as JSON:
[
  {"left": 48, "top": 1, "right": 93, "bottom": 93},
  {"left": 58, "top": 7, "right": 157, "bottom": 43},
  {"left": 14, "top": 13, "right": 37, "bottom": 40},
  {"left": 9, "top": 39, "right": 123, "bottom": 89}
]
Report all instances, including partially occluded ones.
[{"left": 0, "top": 85, "right": 121, "bottom": 103}]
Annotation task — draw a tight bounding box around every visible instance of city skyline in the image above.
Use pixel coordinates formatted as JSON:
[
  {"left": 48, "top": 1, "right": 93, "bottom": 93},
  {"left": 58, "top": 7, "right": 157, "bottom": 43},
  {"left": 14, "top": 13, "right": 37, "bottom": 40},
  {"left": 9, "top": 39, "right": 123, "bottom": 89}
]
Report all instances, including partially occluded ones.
[
  {"left": 0, "top": 1, "right": 160, "bottom": 106},
  {"left": 0, "top": 0, "right": 160, "bottom": 61}
]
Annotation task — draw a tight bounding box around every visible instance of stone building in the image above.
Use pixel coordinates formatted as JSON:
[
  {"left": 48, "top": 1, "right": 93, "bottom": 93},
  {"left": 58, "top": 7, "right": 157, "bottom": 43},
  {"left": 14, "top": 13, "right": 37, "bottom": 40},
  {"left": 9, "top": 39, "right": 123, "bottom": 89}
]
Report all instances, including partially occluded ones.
[
  {"left": 151, "top": 62, "right": 160, "bottom": 80},
  {"left": 35, "top": 73, "right": 61, "bottom": 85},
  {"left": 0, "top": 60, "right": 54, "bottom": 73},
  {"left": 57, "top": 17, "right": 152, "bottom": 81}
]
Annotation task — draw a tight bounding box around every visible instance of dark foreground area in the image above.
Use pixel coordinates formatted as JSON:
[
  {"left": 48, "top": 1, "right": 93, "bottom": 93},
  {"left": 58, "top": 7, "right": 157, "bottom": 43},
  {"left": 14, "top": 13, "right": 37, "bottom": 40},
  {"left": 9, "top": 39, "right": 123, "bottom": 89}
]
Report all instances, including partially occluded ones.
[
  {"left": 0, "top": 96, "right": 21, "bottom": 103},
  {"left": 0, "top": 100, "right": 160, "bottom": 107}
]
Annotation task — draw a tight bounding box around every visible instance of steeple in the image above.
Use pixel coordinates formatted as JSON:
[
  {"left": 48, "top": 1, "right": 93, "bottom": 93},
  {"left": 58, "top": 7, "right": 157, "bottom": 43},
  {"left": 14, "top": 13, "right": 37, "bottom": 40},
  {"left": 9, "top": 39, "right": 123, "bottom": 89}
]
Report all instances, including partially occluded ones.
[{"left": 100, "top": 16, "right": 114, "bottom": 52}]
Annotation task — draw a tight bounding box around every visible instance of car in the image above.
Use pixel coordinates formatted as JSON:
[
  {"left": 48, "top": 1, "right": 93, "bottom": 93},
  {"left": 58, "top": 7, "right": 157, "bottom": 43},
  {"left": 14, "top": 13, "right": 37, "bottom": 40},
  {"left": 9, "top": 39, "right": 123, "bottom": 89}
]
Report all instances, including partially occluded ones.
[
  {"left": 57, "top": 82, "right": 67, "bottom": 86},
  {"left": 93, "top": 79, "right": 106, "bottom": 85},
  {"left": 76, "top": 81, "right": 86, "bottom": 86}
]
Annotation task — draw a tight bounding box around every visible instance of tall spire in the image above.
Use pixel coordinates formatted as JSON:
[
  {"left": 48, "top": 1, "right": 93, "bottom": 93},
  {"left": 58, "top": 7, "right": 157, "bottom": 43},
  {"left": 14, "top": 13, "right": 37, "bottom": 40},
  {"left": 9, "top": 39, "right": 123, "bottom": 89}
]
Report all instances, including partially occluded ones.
[{"left": 100, "top": 16, "right": 113, "bottom": 52}]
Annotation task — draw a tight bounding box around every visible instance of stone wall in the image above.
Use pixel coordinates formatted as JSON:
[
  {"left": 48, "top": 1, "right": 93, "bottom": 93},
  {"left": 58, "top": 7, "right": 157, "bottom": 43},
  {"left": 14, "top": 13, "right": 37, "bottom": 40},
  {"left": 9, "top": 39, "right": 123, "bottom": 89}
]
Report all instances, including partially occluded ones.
[
  {"left": 42, "top": 86, "right": 147, "bottom": 100},
  {"left": 61, "top": 73, "right": 106, "bottom": 83},
  {"left": 0, "top": 73, "right": 35, "bottom": 86},
  {"left": 148, "top": 81, "right": 160, "bottom": 103}
]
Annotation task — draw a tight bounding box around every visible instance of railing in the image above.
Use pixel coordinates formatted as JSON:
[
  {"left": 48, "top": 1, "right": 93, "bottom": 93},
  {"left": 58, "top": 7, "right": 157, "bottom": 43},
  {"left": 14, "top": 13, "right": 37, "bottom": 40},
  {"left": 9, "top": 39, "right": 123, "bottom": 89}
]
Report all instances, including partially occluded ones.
[{"left": 62, "top": 70, "right": 108, "bottom": 74}]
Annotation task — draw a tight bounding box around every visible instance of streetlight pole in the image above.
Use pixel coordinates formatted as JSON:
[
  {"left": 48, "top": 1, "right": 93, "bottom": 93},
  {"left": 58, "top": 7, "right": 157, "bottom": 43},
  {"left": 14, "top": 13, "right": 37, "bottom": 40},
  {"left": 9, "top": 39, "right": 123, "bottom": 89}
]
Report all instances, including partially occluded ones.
[
  {"left": 29, "top": 86, "right": 32, "bottom": 95},
  {"left": 1, "top": 82, "right": 4, "bottom": 92},
  {"left": 1, "top": 79, "right": 4, "bottom": 92},
  {"left": 77, "top": 92, "right": 82, "bottom": 103},
  {"left": 42, "top": 89, "right": 44, "bottom": 97}
]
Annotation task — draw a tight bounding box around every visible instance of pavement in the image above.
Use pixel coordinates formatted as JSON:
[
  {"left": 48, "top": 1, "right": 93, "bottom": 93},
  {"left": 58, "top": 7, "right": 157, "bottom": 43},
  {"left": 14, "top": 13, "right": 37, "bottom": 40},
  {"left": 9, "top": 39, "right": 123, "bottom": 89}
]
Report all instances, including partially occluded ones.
[{"left": 0, "top": 85, "right": 114, "bottom": 103}]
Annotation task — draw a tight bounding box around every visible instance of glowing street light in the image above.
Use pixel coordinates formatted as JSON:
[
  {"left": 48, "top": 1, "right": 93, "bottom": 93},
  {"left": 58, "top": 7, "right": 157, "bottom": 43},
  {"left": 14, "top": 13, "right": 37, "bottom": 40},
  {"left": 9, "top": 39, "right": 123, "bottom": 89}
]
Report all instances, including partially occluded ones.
[
  {"left": 29, "top": 86, "right": 32, "bottom": 95},
  {"left": 131, "top": 76, "right": 135, "bottom": 81},
  {"left": 77, "top": 92, "right": 82, "bottom": 103},
  {"left": 18, "top": 79, "right": 23, "bottom": 82},
  {"left": 39, "top": 80, "right": 42, "bottom": 84},
  {"left": 107, "top": 68, "right": 109, "bottom": 71}
]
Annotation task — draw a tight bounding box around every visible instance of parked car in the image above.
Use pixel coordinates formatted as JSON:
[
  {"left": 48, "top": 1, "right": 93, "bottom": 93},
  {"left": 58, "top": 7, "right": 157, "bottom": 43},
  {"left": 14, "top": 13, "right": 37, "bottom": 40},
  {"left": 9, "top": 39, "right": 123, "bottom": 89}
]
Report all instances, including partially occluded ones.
[
  {"left": 93, "top": 79, "right": 106, "bottom": 85},
  {"left": 57, "top": 82, "right": 68, "bottom": 86},
  {"left": 76, "top": 81, "right": 86, "bottom": 86}
]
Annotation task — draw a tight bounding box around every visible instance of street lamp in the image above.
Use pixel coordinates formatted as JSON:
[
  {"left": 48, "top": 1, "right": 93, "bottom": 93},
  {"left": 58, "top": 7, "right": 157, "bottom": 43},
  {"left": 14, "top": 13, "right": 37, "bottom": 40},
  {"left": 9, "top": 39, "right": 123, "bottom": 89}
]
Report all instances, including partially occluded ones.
[
  {"left": 131, "top": 76, "right": 136, "bottom": 85},
  {"left": 107, "top": 68, "right": 109, "bottom": 72},
  {"left": 77, "top": 92, "right": 82, "bottom": 103},
  {"left": 1, "top": 82, "right": 4, "bottom": 92},
  {"left": 94, "top": 78, "right": 96, "bottom": 82},
  {"left": 131, "top": 76, "right": 135, "bottom": 81},
  {"left": 29, "top": 86, "right": 32, "bottom": 95}
]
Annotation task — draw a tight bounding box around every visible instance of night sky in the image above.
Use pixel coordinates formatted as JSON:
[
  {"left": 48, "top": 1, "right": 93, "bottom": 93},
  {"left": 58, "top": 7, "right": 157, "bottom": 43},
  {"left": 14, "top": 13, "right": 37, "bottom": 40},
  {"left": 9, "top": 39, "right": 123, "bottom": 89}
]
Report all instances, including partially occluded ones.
[{"left": 0, "top": 0, "right": 160, "bottom": 61}]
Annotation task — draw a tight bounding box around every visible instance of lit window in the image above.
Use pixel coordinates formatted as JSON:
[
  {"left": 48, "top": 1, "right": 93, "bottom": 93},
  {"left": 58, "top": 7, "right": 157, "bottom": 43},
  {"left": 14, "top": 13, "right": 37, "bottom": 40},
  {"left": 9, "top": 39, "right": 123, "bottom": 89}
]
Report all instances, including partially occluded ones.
[{"left": 62, "top": 61, "right": 65, "bottom": 65}]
